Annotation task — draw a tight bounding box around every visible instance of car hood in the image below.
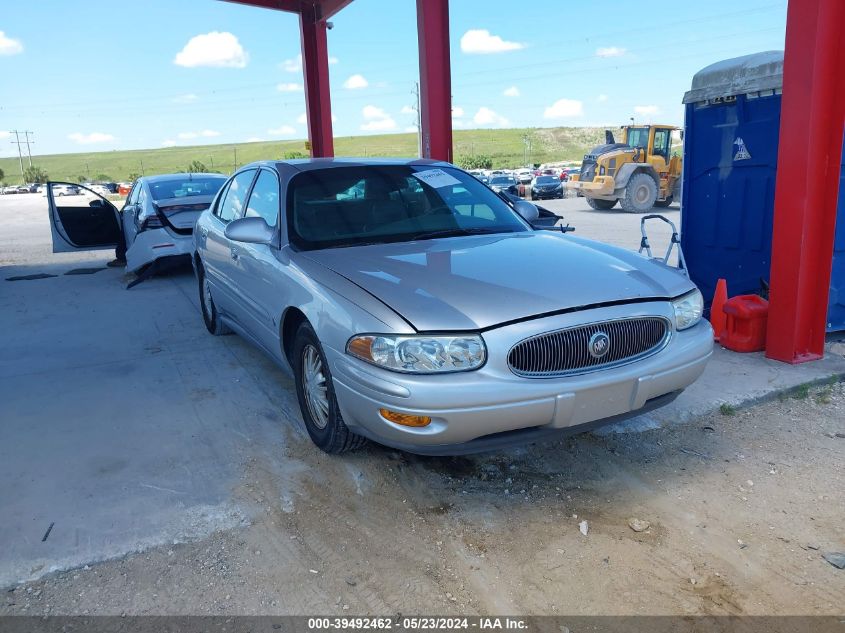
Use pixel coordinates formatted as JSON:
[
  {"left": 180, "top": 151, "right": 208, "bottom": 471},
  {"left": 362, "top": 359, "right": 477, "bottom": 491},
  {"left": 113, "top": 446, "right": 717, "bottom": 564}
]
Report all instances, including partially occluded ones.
[{"left": 302, "top": 232, "right": 694, "bottom": 331}]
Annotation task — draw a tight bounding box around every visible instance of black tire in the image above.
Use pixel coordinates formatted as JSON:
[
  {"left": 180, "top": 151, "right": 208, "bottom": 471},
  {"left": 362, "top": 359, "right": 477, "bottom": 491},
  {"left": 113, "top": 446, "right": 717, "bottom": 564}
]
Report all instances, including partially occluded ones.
[
  {"left": 586, "top": 197, "right": 617, "bottom": 210},
  {"left": 654, "top": 195, "right": 674, "bottom": 208},
  {"left": 197, "top": 262, "right": 230, "bottom": 335},
  {"left": 292, "top": 322, "right": 367, "bottom": 454},
  {"left": 620, "top": 173, "right": 658, "bottom": 213}
]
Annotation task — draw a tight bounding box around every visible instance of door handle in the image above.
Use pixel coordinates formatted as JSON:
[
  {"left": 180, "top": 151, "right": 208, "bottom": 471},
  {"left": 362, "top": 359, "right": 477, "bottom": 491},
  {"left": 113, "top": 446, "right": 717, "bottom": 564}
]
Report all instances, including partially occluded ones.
[
  {"left": 230, "top": 248, "right": 239, "bottom": 260},
  {"left": 200, "top": 227, "right": 208, "bottom": 238}
]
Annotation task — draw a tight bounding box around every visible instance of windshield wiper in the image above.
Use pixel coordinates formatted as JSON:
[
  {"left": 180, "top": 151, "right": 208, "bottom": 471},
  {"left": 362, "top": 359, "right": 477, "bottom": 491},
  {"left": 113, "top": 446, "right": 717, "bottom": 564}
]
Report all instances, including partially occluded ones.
[{"left": 409, "top": 227, "right": 514, "bottom": 241}]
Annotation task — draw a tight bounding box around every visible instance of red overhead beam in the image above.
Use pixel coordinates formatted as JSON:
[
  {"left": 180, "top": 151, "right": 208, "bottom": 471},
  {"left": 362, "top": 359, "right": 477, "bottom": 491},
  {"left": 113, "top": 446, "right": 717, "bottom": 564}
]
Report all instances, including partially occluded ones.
[
  {"left": 221, "top": 0, "right": 353, "bottom": 19},
  {"left": 765, "top": 0, "right": 845, "bottom": 363}
]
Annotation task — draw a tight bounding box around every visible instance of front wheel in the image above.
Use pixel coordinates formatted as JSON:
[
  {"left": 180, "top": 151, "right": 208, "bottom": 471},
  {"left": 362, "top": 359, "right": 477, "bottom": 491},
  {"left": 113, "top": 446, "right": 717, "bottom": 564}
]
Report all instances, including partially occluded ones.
[
  {"left": 292, "top": 323, "right": 366, "bottom": 454},
  {"left": 586, "top": 197, "right": 617, "bottom": 211},
  {"left": 198, "top": 262, "right": 230, "bottom": 336}
]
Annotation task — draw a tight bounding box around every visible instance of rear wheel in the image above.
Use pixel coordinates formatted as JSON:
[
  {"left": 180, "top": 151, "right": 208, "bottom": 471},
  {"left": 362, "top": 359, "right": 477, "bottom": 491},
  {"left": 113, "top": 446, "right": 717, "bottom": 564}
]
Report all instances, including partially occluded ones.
[
  {"left": 198, "top": 262, "right": 230, "bottom": 336},
  {"left": 620, "top": 173, "right": 658, "bottom": 213},
  {"left": 586, "top": 197, "right": 617, "bottom": 211},
  {"left": 292, "top": 323, "right": 367, "bottom": 454}
]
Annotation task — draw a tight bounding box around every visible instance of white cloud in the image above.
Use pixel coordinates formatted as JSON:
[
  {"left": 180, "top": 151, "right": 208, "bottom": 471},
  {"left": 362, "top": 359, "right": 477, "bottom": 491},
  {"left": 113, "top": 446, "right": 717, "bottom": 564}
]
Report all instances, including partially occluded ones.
[
  {"left": 68, "top": 132, "right": 115, "bottom": 145},
  {"left": 452, "top": 119, "right": 468, "bottom": 129},
  {"left": 174, "top": 31, "right": 248, "bottom": 68},
  {"left": 473, "top": 107, "right": 508, "bottom": 127},
  {"left": 281, "top": 54, "right": 302, "bottom": 72},
  {"left": 452, "top": 106, "right": 465, "bottom": 118},
  {"left": 596, "top": 46, "right": 626, "bottom": 58},
  {"left": 361, "top": 118, "right": 397, "bottom": 132},
  {"left": 280, "top": 53, "right": 337, "bottom": 72},
  {"left": 173, "top": 93, "right": 199, "bottom": 103},
  {"left": 344, "top": 74, "right": 369, "bottom": 89},
  {"left": 177, "top": 129, "right": 220, "bottom": 140},
  {"left": 360, "top": 105, "right": 396, "bottom": 131},
  {"left": 161, "top": 139, "right": 177, "bottom": 147},
  {"left": 460, "top": 29, "right": 524, "bottom": 54},
  {"left": 267, "top": 125, "right": 296, "bottom": 136},
  {"left": 0, "top": 131, "right": 10, "bottom": 139},
  {"left": 543, "top": 98, "right": 584, "bottom": 119},
  {"left": 0, "top": 31, "right": 23, "bottom": 56},
  {"left": 503, "top": 86, "right": 520, "bottom": 97},
  {"left": 400, "top": 105, "right": 416, "bottom": 115},
  {"left": 597, "top": 94, "right": 608, "bottom": 103},
  {"left": 244, "top": 137, "right": 264, "bottom": 143},
  {"left": 362, "top": 105, "right": 389, "bottom": 120},
  {"left": 404, "top": 126, "right": 418, "bottom": 133},
  {"left": 277, "top": 82, "right": 302, "bottom": 92},
  {"left": 634, "top": 105, "right": 660, "bottom": 116}
]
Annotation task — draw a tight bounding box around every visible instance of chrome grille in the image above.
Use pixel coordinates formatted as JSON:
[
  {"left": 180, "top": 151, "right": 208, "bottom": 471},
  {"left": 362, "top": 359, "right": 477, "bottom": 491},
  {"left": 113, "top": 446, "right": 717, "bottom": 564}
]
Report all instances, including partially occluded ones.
[{"left": 508, "top": 317, "right": 670, "bottom": 377}]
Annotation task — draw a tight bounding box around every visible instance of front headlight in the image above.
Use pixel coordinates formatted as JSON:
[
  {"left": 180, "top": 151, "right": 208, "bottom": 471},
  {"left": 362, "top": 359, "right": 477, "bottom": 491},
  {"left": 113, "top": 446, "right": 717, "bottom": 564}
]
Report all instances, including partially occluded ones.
[
  {"left": 347, "top": 334, "right": 486, "bottom": 373},
  {"left": 672, "top": 289, "right": 704, "bottom": 330}
]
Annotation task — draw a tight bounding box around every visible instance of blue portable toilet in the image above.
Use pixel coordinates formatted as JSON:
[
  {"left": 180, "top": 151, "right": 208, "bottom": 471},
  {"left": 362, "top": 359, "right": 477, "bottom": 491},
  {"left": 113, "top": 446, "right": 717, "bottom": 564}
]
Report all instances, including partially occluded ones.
[{"left": 680, "top": 51, "right": 845, "bottom": 332}]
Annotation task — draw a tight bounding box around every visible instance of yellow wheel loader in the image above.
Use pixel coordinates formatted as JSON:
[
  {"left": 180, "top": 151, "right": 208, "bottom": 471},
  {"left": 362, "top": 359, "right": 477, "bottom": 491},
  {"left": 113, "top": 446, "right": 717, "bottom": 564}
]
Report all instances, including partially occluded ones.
[{"left": 566, "top": 125, "right": 682, "bottom": 213}]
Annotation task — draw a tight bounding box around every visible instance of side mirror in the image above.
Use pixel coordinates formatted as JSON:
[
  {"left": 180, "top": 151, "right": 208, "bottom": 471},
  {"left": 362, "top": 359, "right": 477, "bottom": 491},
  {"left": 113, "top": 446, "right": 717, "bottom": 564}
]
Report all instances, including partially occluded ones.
[
  {"left": 513, "top": 199, "right": 540, "bottom": 223},
  {"left": 89, "top": 198, "right": 106, "bottom": 208},
  {"left": 224, "top": 216, "right": 274, "bottom": 245}
]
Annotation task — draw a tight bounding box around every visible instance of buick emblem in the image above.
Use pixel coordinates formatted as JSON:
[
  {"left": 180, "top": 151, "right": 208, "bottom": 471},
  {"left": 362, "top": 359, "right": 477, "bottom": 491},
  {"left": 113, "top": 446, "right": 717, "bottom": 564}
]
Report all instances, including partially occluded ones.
[{"left": 588, "top": 332, "right": 610, "bottom": 359}]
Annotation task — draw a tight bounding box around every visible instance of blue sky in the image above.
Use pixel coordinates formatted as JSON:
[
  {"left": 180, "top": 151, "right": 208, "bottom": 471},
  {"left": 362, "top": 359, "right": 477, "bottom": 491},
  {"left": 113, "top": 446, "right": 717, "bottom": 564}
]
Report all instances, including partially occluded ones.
[{"left": 0, "top": 0, "right": 787, "bottom": 157}]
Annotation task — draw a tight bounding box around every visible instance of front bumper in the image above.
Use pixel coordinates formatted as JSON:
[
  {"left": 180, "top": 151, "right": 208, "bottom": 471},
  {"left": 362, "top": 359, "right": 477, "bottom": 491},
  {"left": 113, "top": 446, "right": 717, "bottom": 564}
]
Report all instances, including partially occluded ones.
[
  {"left": 327, "top": 303, "right": 713, "bottom": 455},
  {"left": 566, "top": 177, "right": 616, "bottom": 197}
]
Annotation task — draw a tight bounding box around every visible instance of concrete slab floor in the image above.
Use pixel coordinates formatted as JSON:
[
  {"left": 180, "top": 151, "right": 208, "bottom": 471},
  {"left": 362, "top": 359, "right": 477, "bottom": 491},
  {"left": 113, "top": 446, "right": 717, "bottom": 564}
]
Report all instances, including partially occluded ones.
[{"left": 1, "top": 193, "right": 843, "bottom": 588}]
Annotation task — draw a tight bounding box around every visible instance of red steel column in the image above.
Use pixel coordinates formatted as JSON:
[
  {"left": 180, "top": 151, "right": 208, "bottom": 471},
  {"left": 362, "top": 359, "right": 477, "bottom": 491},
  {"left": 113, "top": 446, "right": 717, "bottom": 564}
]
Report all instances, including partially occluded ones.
[
  {"left": 300, "top": 5, "right": 334, "bottom": 157},
  {"left": 416, "top": 0, "right": 453, "bottom": 162},
  {"left": 766, "top": 0, "right": 845, "bottom": 363}
]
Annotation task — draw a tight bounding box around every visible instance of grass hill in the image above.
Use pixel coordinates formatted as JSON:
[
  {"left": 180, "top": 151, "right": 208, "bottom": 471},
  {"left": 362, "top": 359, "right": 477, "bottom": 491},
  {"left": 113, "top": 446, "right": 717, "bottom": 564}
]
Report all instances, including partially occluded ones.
[{"left": 0, "top": 126, "right": 620, "bottom": 184}]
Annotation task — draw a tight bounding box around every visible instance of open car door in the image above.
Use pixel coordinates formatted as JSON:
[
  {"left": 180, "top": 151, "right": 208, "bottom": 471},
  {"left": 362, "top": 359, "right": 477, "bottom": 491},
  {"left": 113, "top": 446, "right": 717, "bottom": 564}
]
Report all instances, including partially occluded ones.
[{"left": 47, "top": 181, "right": 121, "bottom": 253}]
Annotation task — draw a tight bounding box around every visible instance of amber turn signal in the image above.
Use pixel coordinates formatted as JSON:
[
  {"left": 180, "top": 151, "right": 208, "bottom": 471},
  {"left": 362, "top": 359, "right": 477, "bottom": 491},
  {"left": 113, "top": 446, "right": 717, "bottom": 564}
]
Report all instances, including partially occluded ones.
[{"left": 379, "top": 408, "right": 431, "bottom": 427}]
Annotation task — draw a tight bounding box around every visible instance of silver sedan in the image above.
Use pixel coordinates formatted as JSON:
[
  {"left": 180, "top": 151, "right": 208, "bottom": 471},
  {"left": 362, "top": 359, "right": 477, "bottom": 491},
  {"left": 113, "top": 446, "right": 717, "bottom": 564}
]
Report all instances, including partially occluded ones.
[{"left": 193, "top": 158, "right": 712, "bottom": 455}]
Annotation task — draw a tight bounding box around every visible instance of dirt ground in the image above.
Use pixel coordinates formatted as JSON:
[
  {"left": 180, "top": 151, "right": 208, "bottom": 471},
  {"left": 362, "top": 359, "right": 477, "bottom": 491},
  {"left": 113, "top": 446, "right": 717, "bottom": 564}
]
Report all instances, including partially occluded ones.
[{"left": 2, "top": 381, "right": 843, "bottom": 616}]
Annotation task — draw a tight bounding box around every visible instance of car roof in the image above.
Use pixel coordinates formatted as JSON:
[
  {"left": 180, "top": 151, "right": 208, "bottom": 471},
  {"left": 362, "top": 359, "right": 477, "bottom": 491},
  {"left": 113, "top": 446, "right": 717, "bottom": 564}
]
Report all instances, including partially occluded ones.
[
  {"left": 140, "top": 173, "right": 227, "bottom": 184},
  {"left": 236, "top": 157, "right": 452, "bottom": 173}
]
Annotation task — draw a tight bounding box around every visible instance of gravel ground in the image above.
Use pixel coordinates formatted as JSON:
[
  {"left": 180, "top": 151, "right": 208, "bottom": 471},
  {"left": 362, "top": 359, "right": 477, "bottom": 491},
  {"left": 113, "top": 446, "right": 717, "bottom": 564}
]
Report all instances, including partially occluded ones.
[{"left": 2, "top": 382, "right": 843, "bottom": 616}]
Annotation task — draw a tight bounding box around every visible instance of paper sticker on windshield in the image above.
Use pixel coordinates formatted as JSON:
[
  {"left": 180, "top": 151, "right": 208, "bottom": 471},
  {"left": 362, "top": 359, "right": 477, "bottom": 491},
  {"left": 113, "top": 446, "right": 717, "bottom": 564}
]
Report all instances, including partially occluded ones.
[{"left": 413, "top": 169, "right": 461, "bottom": 188}]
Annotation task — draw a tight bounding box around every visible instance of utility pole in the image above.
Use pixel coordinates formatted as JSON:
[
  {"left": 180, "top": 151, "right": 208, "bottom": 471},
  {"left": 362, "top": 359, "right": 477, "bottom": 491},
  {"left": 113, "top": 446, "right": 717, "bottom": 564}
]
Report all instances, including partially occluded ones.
[
  {"left": 23, "top": 131, "right": 33, "bottom": 167},
  {"left": 210, "top": 156, "right": 214, "bottom": 171},
  {"left": 412, "top": 82, "right": 422, "bottom": 157},
  {"left": 140, "top": 159, "right": 145, "bottom": 176},
  {"left": 9, "top": 130, "right": 25, "bottom": 182}
]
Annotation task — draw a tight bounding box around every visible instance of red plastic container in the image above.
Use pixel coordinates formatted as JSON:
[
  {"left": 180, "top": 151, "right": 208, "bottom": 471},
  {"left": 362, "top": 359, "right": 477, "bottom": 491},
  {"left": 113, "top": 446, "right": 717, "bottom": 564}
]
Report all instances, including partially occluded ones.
[{"left": 720, "top": 294, "right": 769, "bottom": 352}]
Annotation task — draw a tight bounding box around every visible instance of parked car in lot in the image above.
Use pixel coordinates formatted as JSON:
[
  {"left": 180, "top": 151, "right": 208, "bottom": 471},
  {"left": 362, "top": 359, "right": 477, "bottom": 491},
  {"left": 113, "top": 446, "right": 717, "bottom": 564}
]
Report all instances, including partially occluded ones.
[
  {"left": 45, "top": 173, "right": 227, "bottom": 278},
  {"left": 531, "top": 175, "right": 564, "bottom": 200},
  {"left": 0, "top": 185, "right": 17, "bottom": 195},
  {"left": 488, "top": 175, "right": 518, "bottom": 195},
  {"left": 51, "top": 184, "right": 80, "bottom": 196},
  {"left": 188, "top": 158, "right": 711, "bottom": 456},
  {"left": 516, "top": 170, "right": 533, "bottom": 184}
]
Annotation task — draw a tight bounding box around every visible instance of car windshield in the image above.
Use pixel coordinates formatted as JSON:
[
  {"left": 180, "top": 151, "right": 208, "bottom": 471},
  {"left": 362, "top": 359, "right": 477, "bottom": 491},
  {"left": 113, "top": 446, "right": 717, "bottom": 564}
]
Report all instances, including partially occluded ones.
[
  {"left": 535, "top": 176, "right": 557, "bottom": 184},
  {"left": 148, "top": 176, "right": 227, "bottom": 201},
  {"left": 288, "top": 165, "right": 529, "bottom": 250}
]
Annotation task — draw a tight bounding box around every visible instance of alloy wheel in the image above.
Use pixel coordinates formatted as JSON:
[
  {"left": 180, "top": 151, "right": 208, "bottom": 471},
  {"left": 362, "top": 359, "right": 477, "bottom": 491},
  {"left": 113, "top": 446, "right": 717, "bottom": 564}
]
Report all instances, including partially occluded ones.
[{"left": 302, "top": 344, "right": 329, "bottom": 429}]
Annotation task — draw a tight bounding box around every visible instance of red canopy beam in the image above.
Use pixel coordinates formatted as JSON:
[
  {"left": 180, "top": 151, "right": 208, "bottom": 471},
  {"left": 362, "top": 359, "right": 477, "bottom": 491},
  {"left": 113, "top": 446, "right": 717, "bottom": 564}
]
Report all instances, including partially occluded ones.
[
  {"left": 766, "top": 0, "right": 845, "bottom": 363},
  {"left": 416, "top": 0, "right": 453, "bottom": 162}
]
